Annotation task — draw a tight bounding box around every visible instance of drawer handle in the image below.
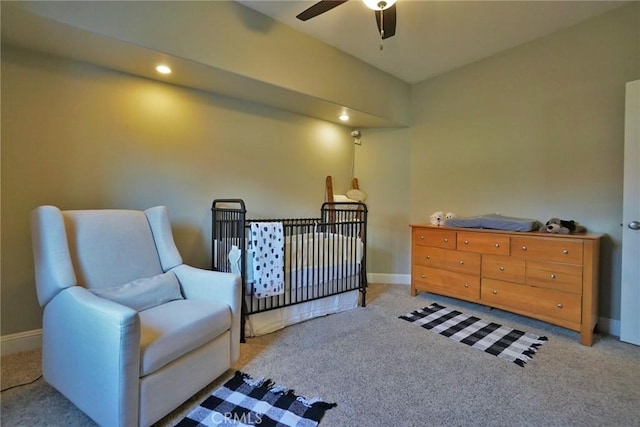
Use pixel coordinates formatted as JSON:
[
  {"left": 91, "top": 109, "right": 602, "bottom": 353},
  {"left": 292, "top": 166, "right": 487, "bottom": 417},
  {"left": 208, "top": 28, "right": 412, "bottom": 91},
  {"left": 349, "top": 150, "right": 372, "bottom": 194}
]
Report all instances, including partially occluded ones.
[
  {"left": 421, "top": 274, "right": 426, "bottom": 279},
  {"left": 494, "top": 243, "right": 500, "bottom": 248},
  {"left": 426, "top": 255, "right": 431, "bottom": 260},
  {"left": 420, "top": 235, "right": 424, "bottom": 240},
  {"left": 459, "top": 260, "right": 464, "bottom": 265},
  {"left": 464, "top": 240, "right": 469, "bottom": 245},
  {"left": 492, "top": 290, "right": 498, "bottom": 295},
  {"left": 464, "top": 283, "right": 469, "bottom": 288},
  {"left": 563, "top": 249, "right": 569, "bottom": 255},
  {"left": 522, "top": 246, "right": 528, "bottom": 251},
  {"left": 499, "top": 266, "right": 505, "bottom": 271},
  {"left": 444, "top": 238, "right": 449, "bottom": 243},
  {"left": 550, "top": 274, "right": 556, "bottom": 279},
  {"left": 557, "top": 303, "right": 563, "bottom": 309}
]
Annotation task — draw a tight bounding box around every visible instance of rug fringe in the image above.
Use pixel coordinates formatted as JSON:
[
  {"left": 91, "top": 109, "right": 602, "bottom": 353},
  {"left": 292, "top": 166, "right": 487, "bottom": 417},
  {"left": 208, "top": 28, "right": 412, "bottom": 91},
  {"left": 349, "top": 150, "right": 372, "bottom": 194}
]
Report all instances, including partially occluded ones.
[
  {"left": 239, "top": 371, "right": 267, "bottom": 388},
  {"left": 532, "top": 337, "right": 549, "bottom": 347},
  {"left": 514, "top": 338, "right": 548, "bottom": 366},
  {"left": 297, "top": 397, "right": 338, "bottom": 410},
  {"left": 237, "top": 371, "right": 337, "bottom": 409},
  {"left": 270, "top": 385, "right": 287, "bottom": 394}
]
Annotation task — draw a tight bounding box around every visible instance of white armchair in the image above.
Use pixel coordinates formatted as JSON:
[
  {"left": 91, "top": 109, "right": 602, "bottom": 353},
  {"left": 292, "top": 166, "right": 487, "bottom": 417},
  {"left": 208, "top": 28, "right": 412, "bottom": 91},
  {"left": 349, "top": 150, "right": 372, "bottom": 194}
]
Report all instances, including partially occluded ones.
[{"left": 31, "top": 205, "right": 241, "bottom": 427}]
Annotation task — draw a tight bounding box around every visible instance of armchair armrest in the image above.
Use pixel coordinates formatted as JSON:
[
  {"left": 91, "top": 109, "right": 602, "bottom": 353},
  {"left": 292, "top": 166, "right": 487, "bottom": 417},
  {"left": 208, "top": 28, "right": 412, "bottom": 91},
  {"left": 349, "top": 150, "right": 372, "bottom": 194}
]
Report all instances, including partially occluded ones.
[
  {"left": 42, "top": 286, "right": 140, "bottom": 427},
  {"left": 171, "top": 264, "right": 242, "bottom": 362}
]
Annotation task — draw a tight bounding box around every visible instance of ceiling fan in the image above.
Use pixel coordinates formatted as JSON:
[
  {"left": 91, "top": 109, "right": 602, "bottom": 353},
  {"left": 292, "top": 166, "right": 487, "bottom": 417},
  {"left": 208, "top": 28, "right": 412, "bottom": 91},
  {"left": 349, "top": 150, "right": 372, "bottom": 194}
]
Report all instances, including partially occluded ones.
[{"left": 296, "top": 0, "right": 397, "bottom": 41}]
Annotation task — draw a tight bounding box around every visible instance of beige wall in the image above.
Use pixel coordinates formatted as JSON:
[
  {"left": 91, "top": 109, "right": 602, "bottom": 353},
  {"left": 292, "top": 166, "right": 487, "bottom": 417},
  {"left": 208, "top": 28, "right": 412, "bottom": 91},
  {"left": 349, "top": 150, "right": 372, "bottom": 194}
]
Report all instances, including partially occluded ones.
[
  {"left": 353, "top": 128, "right": 411, "bottom": 275},
  {"left": 0, "top": 47, "right": 356, "bottom": 335},
  {"left": 410, "top": 4, "right": 639, "bottom": 320}
]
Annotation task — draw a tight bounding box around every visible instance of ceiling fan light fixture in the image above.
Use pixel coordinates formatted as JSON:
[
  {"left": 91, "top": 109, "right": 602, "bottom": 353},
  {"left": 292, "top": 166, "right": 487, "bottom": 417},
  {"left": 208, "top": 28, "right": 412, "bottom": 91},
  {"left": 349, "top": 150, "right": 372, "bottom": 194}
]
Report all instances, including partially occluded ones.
[{"left": 362, "top": 0, "right": 396, "bottom": 11}]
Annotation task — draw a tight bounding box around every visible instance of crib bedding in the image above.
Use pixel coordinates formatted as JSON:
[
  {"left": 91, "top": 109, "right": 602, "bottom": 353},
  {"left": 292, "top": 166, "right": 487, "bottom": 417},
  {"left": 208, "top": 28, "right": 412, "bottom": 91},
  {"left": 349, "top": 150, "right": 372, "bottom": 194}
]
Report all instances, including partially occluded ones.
[
  {"left": 235, "top": 261, "right": 361, "bottom": 295},
  {"left": 258, "top": 232, "right": 362, "bottom": 290},
  {"left": 224, "top": 232, "right": 363, "bottom": 293},
  {"left": 283, "top": 262, "right": 361, "bottom": 290},
  {"left": 245, "top": 289, "right": 359, "bottom": 336},
  {"left": 247, "top": 272, "right": 362, "bottom": 308},
  {"left": 285, "top": 232, "right": 364, "bottom": 268}
]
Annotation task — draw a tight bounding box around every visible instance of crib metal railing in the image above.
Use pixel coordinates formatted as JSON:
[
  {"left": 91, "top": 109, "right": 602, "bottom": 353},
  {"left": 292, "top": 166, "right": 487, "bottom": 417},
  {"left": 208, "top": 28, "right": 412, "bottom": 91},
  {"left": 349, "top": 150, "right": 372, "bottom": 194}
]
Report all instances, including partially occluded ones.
[{"left": 212, "top": 199, "right": 367, "bottom": 342}]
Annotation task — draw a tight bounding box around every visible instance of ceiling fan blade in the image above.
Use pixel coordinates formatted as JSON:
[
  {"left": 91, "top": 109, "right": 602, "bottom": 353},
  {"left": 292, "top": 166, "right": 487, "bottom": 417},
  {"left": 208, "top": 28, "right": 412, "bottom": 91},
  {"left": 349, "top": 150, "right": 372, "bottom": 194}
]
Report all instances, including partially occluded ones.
[
  {"left": 296, "top": 0, "right": 349, "bottom": 21},
  {"left": 375, "top": 3, "right": 397, "bottom": 39}
]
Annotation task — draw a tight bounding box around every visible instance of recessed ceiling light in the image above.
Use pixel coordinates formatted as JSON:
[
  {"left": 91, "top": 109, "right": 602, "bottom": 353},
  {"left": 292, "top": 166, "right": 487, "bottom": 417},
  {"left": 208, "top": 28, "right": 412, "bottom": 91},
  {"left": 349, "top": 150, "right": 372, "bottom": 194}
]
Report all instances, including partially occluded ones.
[
  {"left": 155, "top": 65, "right": 172, "bottom": 74},
  {"left": 339, "top": 113, "right": 350, "bottom": 121}
]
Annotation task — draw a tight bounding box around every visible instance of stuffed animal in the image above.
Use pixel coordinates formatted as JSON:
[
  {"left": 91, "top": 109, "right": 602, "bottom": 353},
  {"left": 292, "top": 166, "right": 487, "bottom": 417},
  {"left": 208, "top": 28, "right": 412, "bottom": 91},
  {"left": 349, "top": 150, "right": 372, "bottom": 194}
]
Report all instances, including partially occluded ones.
[
  {"left": 430, "top": 211, "right": 444, "bottom": 226},
  {"left": 539, "top": 218, "right": 586, "bottom": 234},
  {"left": 445, "top": 212, "right": 457, "bottom": 220}
]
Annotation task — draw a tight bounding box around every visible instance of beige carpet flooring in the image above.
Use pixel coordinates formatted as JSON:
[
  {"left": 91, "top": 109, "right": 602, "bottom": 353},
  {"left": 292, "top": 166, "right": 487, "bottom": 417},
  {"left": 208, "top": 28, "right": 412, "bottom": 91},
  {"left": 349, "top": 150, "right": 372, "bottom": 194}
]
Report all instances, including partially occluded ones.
[{"left": 2, "top": 283, "right": 640, "bottom": 426}]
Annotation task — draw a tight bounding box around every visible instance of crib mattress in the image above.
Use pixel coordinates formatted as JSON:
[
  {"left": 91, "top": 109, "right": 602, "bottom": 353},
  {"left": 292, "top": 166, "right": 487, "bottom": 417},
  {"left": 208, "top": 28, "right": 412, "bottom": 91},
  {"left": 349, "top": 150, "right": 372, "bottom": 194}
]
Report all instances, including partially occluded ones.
[{"left": 444, "top": 213, "right": 540, "bottom": 232}]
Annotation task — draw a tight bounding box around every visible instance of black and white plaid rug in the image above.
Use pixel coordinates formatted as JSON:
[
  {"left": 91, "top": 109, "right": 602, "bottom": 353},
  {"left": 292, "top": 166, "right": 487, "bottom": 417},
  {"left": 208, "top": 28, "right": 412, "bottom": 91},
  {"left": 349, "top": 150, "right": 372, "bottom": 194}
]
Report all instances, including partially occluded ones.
[
  {"left": 400, "top": 303, "right": 548, "bottom": 367},
  {"left": 175, "top": 371, "right": 336, "bottom": 427}
]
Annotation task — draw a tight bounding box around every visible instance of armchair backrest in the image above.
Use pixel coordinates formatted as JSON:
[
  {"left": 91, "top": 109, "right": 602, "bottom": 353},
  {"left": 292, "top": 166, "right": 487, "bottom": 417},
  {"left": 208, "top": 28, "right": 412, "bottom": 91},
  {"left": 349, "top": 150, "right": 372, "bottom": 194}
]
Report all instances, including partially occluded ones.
[{"left": 31, "top": 205, "right": 183, "bottom": 306}]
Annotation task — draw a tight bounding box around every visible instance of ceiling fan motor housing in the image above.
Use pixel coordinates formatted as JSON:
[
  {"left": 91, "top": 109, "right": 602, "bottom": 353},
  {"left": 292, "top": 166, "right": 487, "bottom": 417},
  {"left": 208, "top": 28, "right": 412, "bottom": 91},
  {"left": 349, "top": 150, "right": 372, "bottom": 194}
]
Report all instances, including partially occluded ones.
[{"left": 297, "top": 0, "right": 397, "bottom": 40}]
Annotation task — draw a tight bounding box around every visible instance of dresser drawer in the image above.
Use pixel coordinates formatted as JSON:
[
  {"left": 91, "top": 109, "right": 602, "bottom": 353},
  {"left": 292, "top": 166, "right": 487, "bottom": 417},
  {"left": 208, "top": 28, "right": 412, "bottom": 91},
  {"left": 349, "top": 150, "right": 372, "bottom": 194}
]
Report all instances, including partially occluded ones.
[
  {"left": 482, "top": 278, "right": 581, "bottom": 324},
  {"left": 481, "top": 278, "right": 531, "bottom": 313},
  {"left": 511, "top": 236, "right": 583, "bottom": 264},
  {"left": 412, "top": 228, "right": 456, "bottom": 249},
  {"left": 526, "top": 260, "right": 582, "bottom": 294},
  {"left": 444, "top": 250, "right": 481, "bottom": 275},
  {"left": 413, "top": 266, "right": 479, "bottom": 300},
  {"left": 482, "top": 255, "right": 525, "bottom": 283},
  {"left": 457, "top": 232, "right": 510, "bottom": 255},
  {"left": 413, "top": 246, "right": 446, "bottom": 268},
  {"left": 527, "top": 286, "right": 581, "bottom": 324}
]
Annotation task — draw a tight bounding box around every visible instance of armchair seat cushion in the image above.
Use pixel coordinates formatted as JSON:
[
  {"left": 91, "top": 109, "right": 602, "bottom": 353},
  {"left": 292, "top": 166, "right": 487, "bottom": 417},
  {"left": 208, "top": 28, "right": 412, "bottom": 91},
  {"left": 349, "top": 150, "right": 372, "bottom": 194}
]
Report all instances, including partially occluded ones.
[{"left": 139, "top": 299, "right": 231, "bottom": 377}]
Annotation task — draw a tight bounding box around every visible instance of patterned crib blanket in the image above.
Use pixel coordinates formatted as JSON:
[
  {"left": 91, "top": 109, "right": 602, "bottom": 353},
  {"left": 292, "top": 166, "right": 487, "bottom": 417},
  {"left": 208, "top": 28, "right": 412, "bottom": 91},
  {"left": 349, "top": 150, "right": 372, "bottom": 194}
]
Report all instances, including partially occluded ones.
[{"left": 249, "top": 222, "right": 285, "bottom": 298}]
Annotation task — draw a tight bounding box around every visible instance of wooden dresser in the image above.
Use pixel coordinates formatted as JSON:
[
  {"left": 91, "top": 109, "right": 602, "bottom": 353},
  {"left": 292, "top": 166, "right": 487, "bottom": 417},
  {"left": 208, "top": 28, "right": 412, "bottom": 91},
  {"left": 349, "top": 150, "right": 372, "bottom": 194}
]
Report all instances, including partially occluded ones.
[{"left": 410, "top": 225, "right": 603, "bottom": 346}]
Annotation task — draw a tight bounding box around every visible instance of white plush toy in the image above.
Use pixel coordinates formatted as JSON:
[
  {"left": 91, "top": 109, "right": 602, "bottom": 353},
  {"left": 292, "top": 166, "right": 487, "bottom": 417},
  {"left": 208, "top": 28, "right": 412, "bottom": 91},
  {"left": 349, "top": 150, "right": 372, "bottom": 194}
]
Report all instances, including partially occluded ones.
[
  {"left": 445, "top": 212, "right": 457, "bottom": 220},
  {"left": 430, "top": 211, "right": 444, "bottom": 226}
]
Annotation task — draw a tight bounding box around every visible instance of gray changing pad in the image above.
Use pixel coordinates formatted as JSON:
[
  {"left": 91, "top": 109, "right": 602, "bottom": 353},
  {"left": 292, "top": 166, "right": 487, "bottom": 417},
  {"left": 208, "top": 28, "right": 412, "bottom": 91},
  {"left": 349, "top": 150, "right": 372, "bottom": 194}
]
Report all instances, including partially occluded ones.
[{"left": 444, "top": 213, "right": 540, "bottom": 232}]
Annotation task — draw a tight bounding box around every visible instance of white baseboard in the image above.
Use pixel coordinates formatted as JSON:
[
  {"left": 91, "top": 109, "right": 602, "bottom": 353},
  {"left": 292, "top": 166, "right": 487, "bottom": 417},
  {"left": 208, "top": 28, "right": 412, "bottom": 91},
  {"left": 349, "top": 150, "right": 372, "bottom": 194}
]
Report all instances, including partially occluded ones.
[
  {"left": 368, "top": 273, "right": 411, "bottom": 285},
  {"left": 1, "top": 329, "right": 42, "bottom": 356}
]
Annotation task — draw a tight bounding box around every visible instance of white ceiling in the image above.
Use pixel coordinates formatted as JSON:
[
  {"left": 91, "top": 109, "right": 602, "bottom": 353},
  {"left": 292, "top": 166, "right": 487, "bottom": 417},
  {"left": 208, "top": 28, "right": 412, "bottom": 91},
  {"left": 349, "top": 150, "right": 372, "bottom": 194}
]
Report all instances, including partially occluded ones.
[{"left": 238, "top": 0, "right": 628, "bottom": 84}]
